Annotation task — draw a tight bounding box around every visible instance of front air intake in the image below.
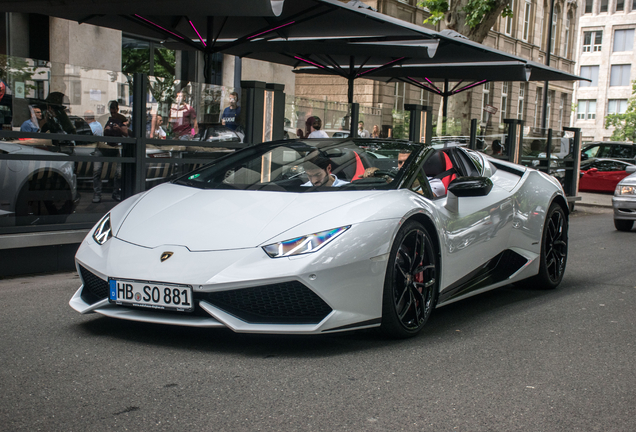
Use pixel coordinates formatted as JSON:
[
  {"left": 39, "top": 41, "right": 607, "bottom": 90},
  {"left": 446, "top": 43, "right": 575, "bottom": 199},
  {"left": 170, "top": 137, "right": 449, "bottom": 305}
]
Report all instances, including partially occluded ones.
[
  {"left": 79, "top": 265, "right": 109, "bottom": 305},
  {"left": 198, "top": 281, "right": 332, "bottom": 324}
]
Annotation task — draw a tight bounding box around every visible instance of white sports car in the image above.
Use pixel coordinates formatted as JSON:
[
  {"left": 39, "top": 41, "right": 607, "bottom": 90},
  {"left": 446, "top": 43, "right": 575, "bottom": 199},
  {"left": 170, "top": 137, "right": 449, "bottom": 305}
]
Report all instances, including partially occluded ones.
[{"left": 70, "top": 138, "right": 569, "bottom": 338}]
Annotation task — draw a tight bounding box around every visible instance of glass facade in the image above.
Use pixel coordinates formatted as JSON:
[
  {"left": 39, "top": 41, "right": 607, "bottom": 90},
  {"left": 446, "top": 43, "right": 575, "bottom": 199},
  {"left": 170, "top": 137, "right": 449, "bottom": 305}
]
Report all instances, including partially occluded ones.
[{"left": 0, "top": 55, "right": 244, "bottom": 235}]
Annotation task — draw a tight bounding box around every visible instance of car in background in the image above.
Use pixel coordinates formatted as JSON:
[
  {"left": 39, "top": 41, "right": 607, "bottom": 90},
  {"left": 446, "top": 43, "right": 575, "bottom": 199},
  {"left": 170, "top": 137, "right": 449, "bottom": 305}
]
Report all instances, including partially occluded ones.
[
  {"left": 579, "top": 159, "right": 636, "bottom": 193},
  {"left": 612, "top": 169, "right": 636, "bottom": 231},
  {"left": 581, "top": 141, "right": 636, "bottom": 163},
  {"left": 0, "top": 142, "right": 78, "bottom": 225}
]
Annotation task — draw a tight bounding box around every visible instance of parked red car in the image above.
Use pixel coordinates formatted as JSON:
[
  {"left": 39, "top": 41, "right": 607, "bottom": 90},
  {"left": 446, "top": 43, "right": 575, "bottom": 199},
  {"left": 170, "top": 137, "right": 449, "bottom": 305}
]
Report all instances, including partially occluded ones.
[{"left": 579, "top": 158, "right": 636, "bottom": 193}]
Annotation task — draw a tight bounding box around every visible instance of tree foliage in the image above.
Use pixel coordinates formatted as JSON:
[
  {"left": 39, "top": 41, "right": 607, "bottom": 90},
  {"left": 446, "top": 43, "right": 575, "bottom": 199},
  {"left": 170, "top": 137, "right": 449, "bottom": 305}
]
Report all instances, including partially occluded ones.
[
  {"left": 605, "top": 80, "right": 636, "bottom": 142},
  {"left": 418, "top": 0, "right": 512, "bottom": 43},
  {"left": 122, "top": 47, "right": 177, "bottom": 108}
]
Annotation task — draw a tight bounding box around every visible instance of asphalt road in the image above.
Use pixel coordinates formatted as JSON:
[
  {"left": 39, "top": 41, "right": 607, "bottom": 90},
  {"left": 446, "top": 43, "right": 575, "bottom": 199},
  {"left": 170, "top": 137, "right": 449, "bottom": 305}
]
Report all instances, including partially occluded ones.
[{"left": 1, "top": 206, "right": 634, "bottom": 432}]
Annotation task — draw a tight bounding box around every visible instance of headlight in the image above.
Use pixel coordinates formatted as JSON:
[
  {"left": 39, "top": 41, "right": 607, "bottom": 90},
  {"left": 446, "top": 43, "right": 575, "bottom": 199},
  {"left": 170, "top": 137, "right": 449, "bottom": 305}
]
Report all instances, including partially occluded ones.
[
  {"left": 615, "top": 185, "right": 636, "bottom": 196},
  {"left": 262, "top": 226, "right": 350, "bottom": 258},
  {"left": 92, "top": 213, "right": 112, "bottom": 245}
]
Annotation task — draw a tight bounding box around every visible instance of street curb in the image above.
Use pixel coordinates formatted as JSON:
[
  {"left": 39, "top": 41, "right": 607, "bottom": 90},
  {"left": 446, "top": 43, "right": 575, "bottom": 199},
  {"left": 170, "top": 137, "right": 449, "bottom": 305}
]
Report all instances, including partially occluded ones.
[{"left": 575, "top": 202, "right": 612, "bottom": 209}]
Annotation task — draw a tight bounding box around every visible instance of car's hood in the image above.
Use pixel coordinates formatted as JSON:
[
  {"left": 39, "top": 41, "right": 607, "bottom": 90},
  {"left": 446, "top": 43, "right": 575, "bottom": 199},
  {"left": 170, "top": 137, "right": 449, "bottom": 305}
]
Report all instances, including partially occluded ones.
[
  {"left": 115, "top": 183, "right": 382, "bottom": 251},
  {"left": 0, "top": 142, "right": 66, "bottom": 156}
]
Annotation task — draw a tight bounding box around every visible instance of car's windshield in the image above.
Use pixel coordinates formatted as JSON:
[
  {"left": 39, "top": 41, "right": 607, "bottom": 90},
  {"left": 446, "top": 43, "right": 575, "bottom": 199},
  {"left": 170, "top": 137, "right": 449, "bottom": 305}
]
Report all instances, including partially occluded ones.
[{"left": 174, "top": 139, "right": 424, "bottom": 192}]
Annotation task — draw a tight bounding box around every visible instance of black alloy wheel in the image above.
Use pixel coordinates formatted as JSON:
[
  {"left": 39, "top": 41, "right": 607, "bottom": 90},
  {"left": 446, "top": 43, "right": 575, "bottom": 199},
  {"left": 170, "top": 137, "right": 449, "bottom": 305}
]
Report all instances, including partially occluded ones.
[
  {"left": 381, "top": 220, "right": 438, "bottom": 338},
  {"left": 523, "top": 203, "right": 568, "bottom": 289}
]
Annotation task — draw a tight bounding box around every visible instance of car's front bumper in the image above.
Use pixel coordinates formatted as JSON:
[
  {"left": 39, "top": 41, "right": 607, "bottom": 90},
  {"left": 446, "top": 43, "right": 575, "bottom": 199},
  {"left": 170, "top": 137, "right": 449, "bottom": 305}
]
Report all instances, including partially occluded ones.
[
  {"left": 70, "top": 219, "right": 397, "bottom": 334},
  {"left": 612, "top": 195, "right": 636, "bottom": 221}
]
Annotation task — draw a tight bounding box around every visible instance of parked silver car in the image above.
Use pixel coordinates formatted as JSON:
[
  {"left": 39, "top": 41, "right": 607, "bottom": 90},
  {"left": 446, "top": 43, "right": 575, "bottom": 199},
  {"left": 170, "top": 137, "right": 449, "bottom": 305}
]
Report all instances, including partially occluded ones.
[
  {"left": 612, "top": 166, "right": 636, "bottom": 231},
  {"left": 0, "top": 142, "right": 78, "bottom": 225}
]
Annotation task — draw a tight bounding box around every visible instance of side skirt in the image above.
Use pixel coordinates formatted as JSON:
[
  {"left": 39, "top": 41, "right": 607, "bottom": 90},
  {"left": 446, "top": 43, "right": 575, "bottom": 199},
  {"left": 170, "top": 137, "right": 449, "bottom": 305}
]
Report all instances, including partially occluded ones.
[{"left": 438, "top": 250, "right": 528, "bottom": 304}]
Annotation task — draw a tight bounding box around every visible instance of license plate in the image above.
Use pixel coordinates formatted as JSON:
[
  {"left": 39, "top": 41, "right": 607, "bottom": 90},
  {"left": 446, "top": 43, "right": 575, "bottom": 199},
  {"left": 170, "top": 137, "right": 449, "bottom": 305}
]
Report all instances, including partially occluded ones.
[{"left": 109, "top": 279, "right": 194, "bottom": 312}]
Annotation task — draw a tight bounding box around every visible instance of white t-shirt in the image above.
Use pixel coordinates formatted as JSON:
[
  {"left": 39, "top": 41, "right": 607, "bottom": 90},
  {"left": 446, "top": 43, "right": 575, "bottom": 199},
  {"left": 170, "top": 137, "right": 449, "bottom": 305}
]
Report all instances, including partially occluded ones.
[
  {"left": 428, "top": 177, "right": 445, "bottom": 197},
  {"left": 155, "top": 126, "right": 166, "bottom": 138},
  {"left": 308, "top": 130, "right": 329, "bottom": 138}
]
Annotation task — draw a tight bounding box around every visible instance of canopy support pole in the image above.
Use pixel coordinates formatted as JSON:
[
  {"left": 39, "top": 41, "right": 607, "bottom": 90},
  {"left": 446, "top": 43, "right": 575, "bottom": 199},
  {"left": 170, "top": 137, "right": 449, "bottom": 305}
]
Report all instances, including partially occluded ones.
[
  {"left": 348, "top": 56, "right": 355, "bottom": 104},
  {"left": 541, "top": 0, "right": 555, "bottom": 130}
]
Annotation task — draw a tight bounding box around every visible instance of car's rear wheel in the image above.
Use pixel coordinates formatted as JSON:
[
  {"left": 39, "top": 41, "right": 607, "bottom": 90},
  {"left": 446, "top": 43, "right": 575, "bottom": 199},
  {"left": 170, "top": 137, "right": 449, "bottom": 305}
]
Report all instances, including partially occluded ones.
[
  {"left": 614, "top": 219, "right": 633, "bottom": 232},
  {"left": 524, "top": 203, "right": 568, "bottom": 290},
  {"left": 381, "top": 221, "right": 438, "bottom": 338}
]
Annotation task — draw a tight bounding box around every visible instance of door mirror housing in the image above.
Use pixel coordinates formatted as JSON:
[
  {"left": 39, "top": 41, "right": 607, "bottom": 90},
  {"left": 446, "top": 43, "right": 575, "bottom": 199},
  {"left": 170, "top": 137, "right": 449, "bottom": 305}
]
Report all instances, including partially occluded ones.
[
  {"left": 447, "top": 176, "right": 493, "bottom": 197},
  {"left": 626, "top": 165, "right": 636, "bottom": 174},
  {"left": 445, "top": 177, "right": 493, "bottom": 213}
]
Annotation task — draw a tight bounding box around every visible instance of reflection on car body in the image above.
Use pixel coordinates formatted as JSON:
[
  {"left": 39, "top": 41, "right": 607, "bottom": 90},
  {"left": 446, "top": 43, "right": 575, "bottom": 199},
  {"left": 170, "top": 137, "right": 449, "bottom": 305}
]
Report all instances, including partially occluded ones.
[{"left": 0, "top": 142, "right": 78, "bottom": 225}]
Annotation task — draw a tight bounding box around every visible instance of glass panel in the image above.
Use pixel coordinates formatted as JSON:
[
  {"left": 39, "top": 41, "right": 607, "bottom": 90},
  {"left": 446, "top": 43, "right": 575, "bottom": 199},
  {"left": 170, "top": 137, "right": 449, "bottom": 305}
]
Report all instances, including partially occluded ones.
[
  {"left": 284, "top": 97, "right": 354, "bottom": 139},
  {"left": 600, "top": 0, "right": 608, "bottom": 12},
  {"left": 0, "top": 55, "right": 132, "bottom": 231},
  {"left": 145, "top": 79, "right": 242, "bottom": 187},
  {"left": 614, "top": 29, "right": 634, "bottom": 52},
  {"left": 585, "top": 0, "right": 593, "bottom": 13},
  {"left": 610, "top": 65, "right": 631, "bottom": 86}
]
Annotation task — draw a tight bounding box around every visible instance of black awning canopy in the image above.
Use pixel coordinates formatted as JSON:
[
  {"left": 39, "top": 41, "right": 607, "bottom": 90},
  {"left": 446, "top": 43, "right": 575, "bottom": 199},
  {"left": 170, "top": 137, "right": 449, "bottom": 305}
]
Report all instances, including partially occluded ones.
[{"left": 1, "top": 0, "right": 586, "bottom": 105}]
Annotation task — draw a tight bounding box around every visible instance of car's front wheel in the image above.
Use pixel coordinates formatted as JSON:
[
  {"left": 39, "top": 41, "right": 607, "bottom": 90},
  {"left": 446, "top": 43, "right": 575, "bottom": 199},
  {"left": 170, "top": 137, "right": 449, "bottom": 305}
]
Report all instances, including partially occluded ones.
[
  {"left": 614, "top": 219, "right": 634, "bottom": 232},
  {"left": 381, "top": 220, "right": 438, "bottom": 338}
]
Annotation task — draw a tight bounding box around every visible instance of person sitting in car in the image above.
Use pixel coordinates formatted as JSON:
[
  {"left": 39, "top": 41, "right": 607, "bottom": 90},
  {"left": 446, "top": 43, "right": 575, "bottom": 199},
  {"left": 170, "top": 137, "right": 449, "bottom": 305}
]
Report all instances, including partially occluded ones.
[{"left": 302, "top": 155, "right": 349, "bottom": 187}]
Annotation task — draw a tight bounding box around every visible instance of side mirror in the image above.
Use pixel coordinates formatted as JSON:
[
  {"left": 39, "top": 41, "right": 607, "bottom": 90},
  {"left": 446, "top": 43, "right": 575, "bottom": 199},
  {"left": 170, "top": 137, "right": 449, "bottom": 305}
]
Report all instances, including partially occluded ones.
[
  {"left": 445, "top": 177, "right": 493, "bottom": 213},
  {"left": 587, "top": 167, "right": 598, "bottom": 174},
  {"left": 447, "top": 176, "right": 493, "bottom": 197},
  {"left": 626, "top": 165, "right": 636, "bottom": 174}
]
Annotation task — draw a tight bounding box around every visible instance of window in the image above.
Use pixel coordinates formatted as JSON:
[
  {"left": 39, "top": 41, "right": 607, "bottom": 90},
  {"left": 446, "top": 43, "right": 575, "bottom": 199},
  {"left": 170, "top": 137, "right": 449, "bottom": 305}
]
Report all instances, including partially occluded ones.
[
  {"left": 579, "top": 66, "right": 600, "bottom": 87},
  {"left": 517, "top": 83, "right": 525, "bottom": 120},
  {"left": 71, "top": 80, "right": 82, "bottom": 105},
  {"left": 585, "top": 0, "right": 593, "bottom": 13},
  {"left": 559, "top": 94, "right": 567, "bottom": 130},
  {"left": 610, "top": 65, "right": 631, "bottom": 86},
  {"left": 616, "top": 0, "right": 625, "bottom": 11},
  {"left": 481, "top": 82, "right": 491, "bottom": 122},
  {"left": 600, "top": 0, "right": 608, "bottom": 12},
  {"left": 534, "top": 87, "right": 542, "bottom": 128},
  {"left": 577, "top": 100, "right": 597, "bottom": 120},
  {"left": 500, "top": 82, "right": 510, "bottom": 122},
  {"left": 608, "top": 99, "right": 628, "bottom": 114},
  {"left": 505, "top": 0, "right": 514, "bottom": 36},
  {"left": 546, "top": 90, "right": 554, "bottom": 127},
  {"left": 564, "top": 17, "right": 571, "bottom": 58},
  {"left": 522, "top": 0, "right": 531, "bottom": 41},
  {"left": 612, "top": 145, "right": 636, "bottom": 159},
  {"left": 613, "top": 29, "right": 634, "bottom": 52},
  {"left": 583, "top": 31, "right": 603, "bottom": 52},
  {"left": 394, "top": 82, "right": 405, "bottom": 111},
  {"left": 550, "top": 8, "right": 558, "bottom": 55}
]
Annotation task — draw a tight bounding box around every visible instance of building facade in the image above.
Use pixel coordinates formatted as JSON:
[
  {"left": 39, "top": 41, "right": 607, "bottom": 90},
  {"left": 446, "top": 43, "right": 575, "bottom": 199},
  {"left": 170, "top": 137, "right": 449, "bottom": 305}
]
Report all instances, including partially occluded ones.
[
  {"left": 295, "top": 0, "right": 580, "bottom": 138},
  {"left": 572, "top": 0, "right": 636, "bottom": 142}
]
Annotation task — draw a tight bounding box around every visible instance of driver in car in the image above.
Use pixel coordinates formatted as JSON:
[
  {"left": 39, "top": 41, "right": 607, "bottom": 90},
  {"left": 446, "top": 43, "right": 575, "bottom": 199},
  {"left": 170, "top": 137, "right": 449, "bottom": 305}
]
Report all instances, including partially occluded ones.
[{"left": 302, "top": 155, "right": 349, "bottom": 187}]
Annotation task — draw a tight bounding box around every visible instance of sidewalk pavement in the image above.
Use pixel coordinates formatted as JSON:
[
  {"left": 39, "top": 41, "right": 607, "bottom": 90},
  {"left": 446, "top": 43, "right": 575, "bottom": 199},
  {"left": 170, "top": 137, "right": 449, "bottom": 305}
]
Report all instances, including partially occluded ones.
[{"left": 575, "top": 192, "right": 613, "bottom": 208}]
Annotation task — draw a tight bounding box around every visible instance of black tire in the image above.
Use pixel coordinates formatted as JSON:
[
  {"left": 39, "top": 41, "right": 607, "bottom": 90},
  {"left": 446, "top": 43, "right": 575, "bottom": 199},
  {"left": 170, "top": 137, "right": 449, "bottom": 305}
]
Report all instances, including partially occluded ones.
[
  {"left": 614, "top": 219, "right": 633, "bottom": 232},
  {"left": 381, "top": 220, "right": 438, "bottom": 338},
  {"left": 523, "top": 203, "right": 568, "bottom": 290}
]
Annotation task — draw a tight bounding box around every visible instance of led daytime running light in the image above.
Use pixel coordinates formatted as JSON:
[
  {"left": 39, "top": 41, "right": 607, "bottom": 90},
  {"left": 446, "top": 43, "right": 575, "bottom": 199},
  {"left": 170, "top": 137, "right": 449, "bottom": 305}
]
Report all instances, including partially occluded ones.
[
  {"left": 93, "top": 213, "right": 112, "bottom": 245},
  {"left": 263, "top": 226, "right": 350, "bottom": 258}
]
